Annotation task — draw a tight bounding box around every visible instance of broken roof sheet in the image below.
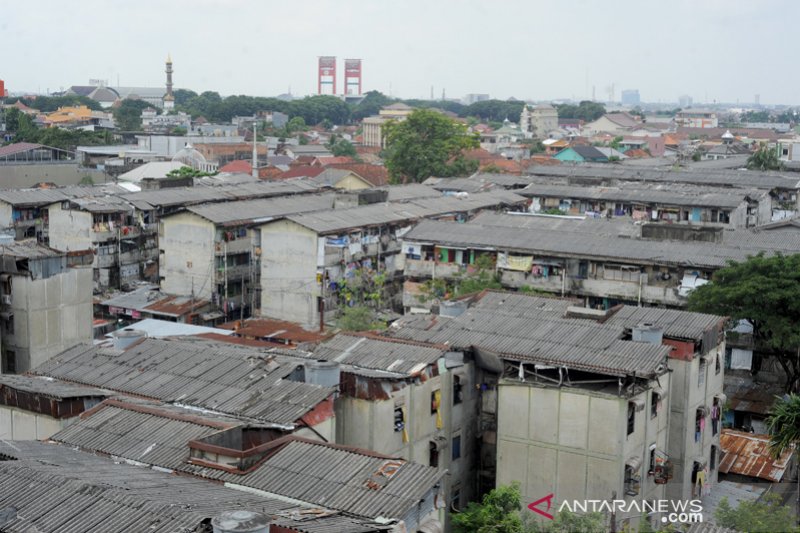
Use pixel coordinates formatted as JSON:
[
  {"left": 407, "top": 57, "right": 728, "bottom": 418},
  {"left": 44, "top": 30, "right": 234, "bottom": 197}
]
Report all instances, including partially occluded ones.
[
  {"left": 30, "top": 337, "right": 333, "bottom": 426},
  {"left": 310, "top": 333, "right": 445, "bottom": 376}
]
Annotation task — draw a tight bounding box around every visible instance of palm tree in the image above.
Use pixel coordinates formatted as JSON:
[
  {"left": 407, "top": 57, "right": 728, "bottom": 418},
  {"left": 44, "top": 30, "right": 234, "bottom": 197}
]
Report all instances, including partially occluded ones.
[
  {"left": 767, "top": 393, "right": 800, "bottom": 526},
  {"left": 747, "top": 143, "right": 784, "bottom": 171}
]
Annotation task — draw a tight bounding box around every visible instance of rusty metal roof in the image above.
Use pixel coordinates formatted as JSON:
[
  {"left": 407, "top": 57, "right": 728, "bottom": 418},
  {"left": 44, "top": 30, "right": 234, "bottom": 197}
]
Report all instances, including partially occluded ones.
[
  {"left": 221, "top": 317, "right": 331, "bottom": 345},
  {"left": 718, "top": 429, "right": 794, "bottom": 482}
]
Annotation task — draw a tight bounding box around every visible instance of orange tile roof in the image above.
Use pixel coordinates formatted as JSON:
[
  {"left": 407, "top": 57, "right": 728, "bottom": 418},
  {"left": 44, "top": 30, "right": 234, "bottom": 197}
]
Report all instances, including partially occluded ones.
[
  {"left": 219, "top": 160, "right": 253, "bottom": 174},
  {"left": 314, "top": 156, "right": 355, "bottom": 166},
  {"left": 328, "top": 163, "right": 389, "bottom": 186}
]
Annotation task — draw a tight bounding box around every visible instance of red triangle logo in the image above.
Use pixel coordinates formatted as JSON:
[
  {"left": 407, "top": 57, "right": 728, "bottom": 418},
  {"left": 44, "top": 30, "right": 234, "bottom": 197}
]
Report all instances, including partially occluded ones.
[{"left": 528, "top": 493, "right": 555, "bottom": 520}]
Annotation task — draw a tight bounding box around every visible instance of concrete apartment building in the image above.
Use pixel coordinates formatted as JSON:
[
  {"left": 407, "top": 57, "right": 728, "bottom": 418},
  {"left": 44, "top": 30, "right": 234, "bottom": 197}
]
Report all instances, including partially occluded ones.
[
  {"left": 258, "top": 191, "right": 526, "bottom": 327},
  {"left": 0, "top": 240, "right": 93, "bottom": 374},
  {"left": 388, "top": 291, "right": 727, "bottom": 528},
  {"left": 301, "top": 333, "right": 478, "bottom": 514},
  {"left": 675, "top": 109, "right": 719, "bottom": 129},
  {"left": 520, "top": 104, "right": 559, "bottom": 139},
  {"left": 159, "top": 194, "right": 336, "bottom": 319},
  {"left": 401, "top": 211, "right": 800, "bottom": 310}
]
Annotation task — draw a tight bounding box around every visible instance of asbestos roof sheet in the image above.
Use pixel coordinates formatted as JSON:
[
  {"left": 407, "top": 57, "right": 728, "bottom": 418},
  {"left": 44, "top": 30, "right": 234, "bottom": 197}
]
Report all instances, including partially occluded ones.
[
  {"left": 284, "top": 190, "right": 526, "bottom": 234},
  {"left": 311, "top": 333, "right": 444, "bottom": 376},
  {"left": 186, "top": 193, "right": 335, "bottom": 225},
  {"left": 519, "top": 182, "right": 762, "bottom": 208},
  {"left": 0, "top": 440, "right": 290, "bottom": 533},
  {"left": 31, "top": 337, "right": 333, "bottom": 426},
  {"left": 51, "top": 400, "right": 442, "bottom": 523},
  {"left": 718, "top": 429, "right": 794, "bottom": 482},
  {"left": 603, "top": 306, "right": 724, "bottom": 341},
  {"left": 403, "top": 216, "right": 800, "bottom": 269},
  {"left": 526, "top": 163, "right": 800, "bottom": 190},
  {"left": 0, "top": 183, "right": 131, "bottom": 208},
  {"left": 0, "top": 374, "right": 110, "bottom": 399},
  {"left": 389, "top": 292, "right": 670, "bottom": 377}
]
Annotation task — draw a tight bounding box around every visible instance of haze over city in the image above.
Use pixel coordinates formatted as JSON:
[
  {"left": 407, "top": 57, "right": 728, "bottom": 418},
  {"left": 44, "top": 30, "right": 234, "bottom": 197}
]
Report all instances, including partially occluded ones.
[{"left": 2, "top": 0, "right": 798, "bottom": 104}]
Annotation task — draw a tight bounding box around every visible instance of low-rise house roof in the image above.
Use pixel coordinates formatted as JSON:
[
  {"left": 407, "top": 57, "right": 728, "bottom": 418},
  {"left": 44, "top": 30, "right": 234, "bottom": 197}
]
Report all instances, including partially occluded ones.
[
  {"left": 183, "top": 193, "right": 335, "bottom": 226},
  {"left": 719, "top": 429, "right": 795, "bottom": 482},
  {"left": 31, "top": 337, "right": 334, "bottom": 428}
]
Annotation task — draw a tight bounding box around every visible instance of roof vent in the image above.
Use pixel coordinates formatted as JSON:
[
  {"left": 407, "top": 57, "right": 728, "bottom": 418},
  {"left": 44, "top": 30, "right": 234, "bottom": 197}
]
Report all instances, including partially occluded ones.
[
  {"left": 211, "top": 510, "right": 270, "bottom": 533},
  {"left": 111, "top": 328, "right": 146, "bottom": 350},
  {"left": 188, "top": 426, "right": 284, "bottom": 474},
  {"left": 632, "top": 322, "right": 664, "bottom": 345}
]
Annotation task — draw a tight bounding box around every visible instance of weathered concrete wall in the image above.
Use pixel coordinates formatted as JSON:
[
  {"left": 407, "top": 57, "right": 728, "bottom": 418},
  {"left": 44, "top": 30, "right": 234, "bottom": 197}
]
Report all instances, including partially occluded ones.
[
  {"left": 0, "top": 202, "right": 13, "bottom": 229},
  {"left": 0, "top": 164, "right": 105, "bottom": 188},
  {"left": 259, "top": 219, "right": 319, "bottom": 326},
  {"left": 8, "top": 266, "right": 92, "bottom": 372},
  {"left": 0, "top": 405, "right": 71, "bottom": 440},
  {"left": 47, "top": 202, "right": 92, "bottom": 252},
  {"left": 160, "top": 212, "right": 214, "bottom": 301}
]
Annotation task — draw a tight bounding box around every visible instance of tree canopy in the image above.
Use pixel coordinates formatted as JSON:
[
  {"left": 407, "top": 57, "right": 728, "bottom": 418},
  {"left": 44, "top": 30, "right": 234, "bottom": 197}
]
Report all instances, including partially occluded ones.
[
  {"left": 747, "top": 143, "right": 783, "bottom": 171},
  {"left": 2, "top": 107, "right": 110, "bottom": 151},
  {"left": 687, "top": 253, "right": 800, "bottom": 392},
  {"left": 113, "top": 99, "right": 152, "bottom": 131},
  {"left": 382, "top": 109, "right": 479, "bottom": 183},
  {"left": 6, "top": 95, "right": 103, "bottom": 113},
  {"left": 555, "top": 101, "right": 606, "bottom": 122},
  {"left": 715, "top": 493, "right": 799, "bottom": 532}
]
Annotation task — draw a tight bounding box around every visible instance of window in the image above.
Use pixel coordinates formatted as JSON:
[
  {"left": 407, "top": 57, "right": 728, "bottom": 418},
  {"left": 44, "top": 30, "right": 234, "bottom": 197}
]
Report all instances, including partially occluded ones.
[
  {"left": 429, "top": 441, "right": 440, "bottom": 468},
  {"left": 624, "top": 465, "right": 641, "bottom": 496},
  {"left": 453, "top": 375, "right": 463, "bottom": 405},
  {"left": 431, "top": 389, "right": 440, "bottom": 415},
  {"left": 695, "top": 407, "right": 706, "bottom": 442},
  {"left": 715, "top": 354, "right": 721, "bottom": 375},
  {"left": 649, "top": 445, "right": 657, "bottom": 474},
  {"left": 710, "top": 445, "right": 717, "bottom": 471},
  {"left": 650, "top": 390, "right": 662, "bottom": 419},
  {"left": 2, "top": 350, "right": 15, "bottom": 374},
  {"left": 393, "top": 406, "right": 405, "bottom": 432},
  {"left": 627, "top": 402, "right": 637, "bottom": 435},
  {"left": 698, "top": 359, "right": 707, "bottom": 387},
  {"left": 2, "top": 315, "right": 13, "bottom": 335},
  {"left": 452, "top": 434, "right": 461, "bottom": 461}
]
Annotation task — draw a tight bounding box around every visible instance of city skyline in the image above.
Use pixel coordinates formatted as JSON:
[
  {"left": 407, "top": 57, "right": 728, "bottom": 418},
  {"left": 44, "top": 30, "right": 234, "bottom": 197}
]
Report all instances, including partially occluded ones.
[{"left": 1, "top": 0, "right": 797, "bottom": 105}]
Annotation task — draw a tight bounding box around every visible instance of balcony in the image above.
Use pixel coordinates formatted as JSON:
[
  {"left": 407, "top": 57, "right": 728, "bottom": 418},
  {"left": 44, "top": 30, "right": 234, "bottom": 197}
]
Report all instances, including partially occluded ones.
[
  {"left": 499, "top": 269, "right": 563, "bottom": 293},
  {"left": 404, "top": 259, "right": 464, "bottom": 279},
  {"left": 215, "top": 239, "right": 252, "bottom": 256},
  {"left": 95, "top": 254, "right": 117, "bottom": 268},
  {"left": 215, "top": 264, "right": 252, "bottom": 282}
]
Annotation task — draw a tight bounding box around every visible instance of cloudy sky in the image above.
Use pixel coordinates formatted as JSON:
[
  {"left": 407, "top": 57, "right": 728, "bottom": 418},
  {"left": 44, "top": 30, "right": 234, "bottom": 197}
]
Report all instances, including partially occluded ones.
[{"left": 1, "top": 0, "right": 795, "bottom": 105}]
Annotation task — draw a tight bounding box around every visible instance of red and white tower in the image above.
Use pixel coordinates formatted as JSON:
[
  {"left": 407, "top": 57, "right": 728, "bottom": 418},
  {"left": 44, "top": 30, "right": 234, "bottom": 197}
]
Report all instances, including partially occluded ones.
[
  {"left": 344, "top": 59, "right": 362, "bottom": 96},
  {"left": 318, "top": 56, "right": 337, "bottom": 95}
]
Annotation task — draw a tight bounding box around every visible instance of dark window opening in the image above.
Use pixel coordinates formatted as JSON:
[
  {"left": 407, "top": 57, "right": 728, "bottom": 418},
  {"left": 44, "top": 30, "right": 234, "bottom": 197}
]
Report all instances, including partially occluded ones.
[
  {"left": 393, "top": 407, "right": 405, "bottom": 432},
  {"left": 715, "top": 354, "right": 721, "bottom": 375},
  {"left": 453, "top": 375, "right": 463, "bottom": 405},
  {"left": 452, "top": 435, "right": 461, "bottom": 461},
  {"left": 710, "top": 445, "right": 717, "bottom": 471},
  {"left": 429, "top": 442, "right": 439, "bottom": 468},
  {"left": 650, "top": 391, "right": 661, "bottom": 419},
  {"left": 627, "top": 403, "right": 636, "bottom": 435},
  {"left": 3, "top": 350, "right": 15, "bottom": 374}
]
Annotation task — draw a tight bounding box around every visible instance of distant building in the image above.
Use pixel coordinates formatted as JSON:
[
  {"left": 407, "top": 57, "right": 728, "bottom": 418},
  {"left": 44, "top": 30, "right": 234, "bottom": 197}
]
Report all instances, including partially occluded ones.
[
  {"left": 519, "top": 103, "right": 558, "bottom": 139},
  {"left": 463, "top": 93, "right": 490, "bottom": 105},
  {"left": 583, "top": 112, "right": 642, "bottom": 135},
  {"left": 678, "top": 95, "right": 693, "bottom": 108},
  {"left": 553, "top": 145, "right": 609, "bottom": 163},
  {"left": 362, "top": 103, "right": 415, "bottom": 147},
  {"left": 621, "top": 89, "right": 641, "bottom": 106},
  {"left": 676, "top": 109, "right": 718, "bottom": 129}
]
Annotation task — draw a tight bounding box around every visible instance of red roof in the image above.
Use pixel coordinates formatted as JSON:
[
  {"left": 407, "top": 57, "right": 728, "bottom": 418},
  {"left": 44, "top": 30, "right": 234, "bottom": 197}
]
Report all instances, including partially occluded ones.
[
  {"left": 314, "top": 156, "right": 355, "bottom": 166},
  {"left": 278, "top": 165, "right": 326, "bottom": 179},
  {"left": 0, "top": 142, "right": 46, "bottom": 158},
  {"left": 327, "top": 163, "right": 390, "bottom": 186},
  {"left": 624, "top": 149, "right": 651, "bottom": 158},
  {"left": 219, "top": 160, "right": 253, "bottom": 174},
  {"left": 219, "top": 318, "right": 330, "bottom": 345}
]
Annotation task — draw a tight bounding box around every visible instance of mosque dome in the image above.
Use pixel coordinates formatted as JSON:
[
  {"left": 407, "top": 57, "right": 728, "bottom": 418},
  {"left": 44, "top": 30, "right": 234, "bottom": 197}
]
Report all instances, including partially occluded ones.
[{"left": 172, "top": 143, "right": 206, "bottom": 169}]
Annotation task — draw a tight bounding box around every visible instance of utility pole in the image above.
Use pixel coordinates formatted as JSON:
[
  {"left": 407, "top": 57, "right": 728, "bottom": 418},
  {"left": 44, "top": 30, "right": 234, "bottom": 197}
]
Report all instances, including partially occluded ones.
[{"left": 251, "top": 121, "right": 258, "bottom": 178}]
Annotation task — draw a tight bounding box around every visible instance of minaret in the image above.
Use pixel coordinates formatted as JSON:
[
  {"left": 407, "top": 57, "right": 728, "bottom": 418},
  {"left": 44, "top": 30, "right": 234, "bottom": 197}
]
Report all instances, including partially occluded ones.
[{"left": 163, "top": 54, "right": 175, "bottom": 110}]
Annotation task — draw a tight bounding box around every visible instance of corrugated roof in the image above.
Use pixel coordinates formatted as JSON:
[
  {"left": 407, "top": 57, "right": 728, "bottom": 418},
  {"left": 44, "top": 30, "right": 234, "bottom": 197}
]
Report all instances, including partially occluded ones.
[
  {"left": 0, "top": 375, "right": 110, "bottom": 399},
  {"left": 51, "top": 400, "right": 442, "bottom": 523},
  {"left": 389, "top": 292, "right": 670, "bottom": 377},
  {"left": 604, "top": 306, "right": 724, "bottom": 341},
  {"left": 719, "top": 429, "right": 794, "bottom": 482},
  {"left": 185, "top": 193, "right": 335, "bottom": 225},
  {"left": 31, "top": 337, "right": 333, "bottom": 426},
  {"left": 0, "top": 239, "right": 64, "bottom": 259},
  {"left": 402, "top": 216, "right": 800, "bottom": 269},
  {"left": 310, "top": 333, "right": 445, "bottom": 376},
  {"left": 284, "top": 190, "right": 526, "bottom": 234}
]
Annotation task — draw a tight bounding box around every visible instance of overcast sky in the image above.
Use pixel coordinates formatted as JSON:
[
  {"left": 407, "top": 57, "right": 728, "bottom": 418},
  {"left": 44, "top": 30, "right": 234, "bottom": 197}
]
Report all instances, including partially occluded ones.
[{"left": 2, "top": 0, "right": 796, "bottom": 105}]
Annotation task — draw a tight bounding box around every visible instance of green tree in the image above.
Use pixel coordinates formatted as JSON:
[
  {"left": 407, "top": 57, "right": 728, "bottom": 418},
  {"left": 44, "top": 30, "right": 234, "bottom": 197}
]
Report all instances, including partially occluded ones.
[
  {"left": 556, "top": 101, "right": 606, "bottom": 122},
  {"left": 113, "top": 99, "right": 151, "bottom": 131},
  {"left": 462, "top": 100, "right": 525, "bottom": 123},
  {"left": 3, "top": 107, "right": 22, "bottom": 133},
  {"left": 747, "top": 143, "right": 783, "bottom": 171},
  {"left": 286, "top": 116, "right": 307, "bottom": 134},
  {"left": 351, "top": 91, "right": 396, "bottom": 121},
  {"left": 522, "top": 509, "right": 606, "bottom": 533},
  {"left": 383, "top": 109, "right": 479, "bottom": 183},
  {"left": 336, "top": 306, "right": 384, "bottom": 332},
  {"left": 687, "top": 253, "right": 800, "bottom": 392},
  {"left": 452, "top": 483, "right": 524, "bottom": 533},
  {"left": 165, "top": 166, "right": 216, "bottom": 179},
  {"left": 327, "top": 135, "right": 357, "bottom": 158},
  {"left": 716, "top": 493, "right": 799, "bottom": 532},
  {"left": 172, "top": 89, "right": 197, "bottom": 107},
  {"left": 767, "top": 392, "right": 800, "bottom": 526}
]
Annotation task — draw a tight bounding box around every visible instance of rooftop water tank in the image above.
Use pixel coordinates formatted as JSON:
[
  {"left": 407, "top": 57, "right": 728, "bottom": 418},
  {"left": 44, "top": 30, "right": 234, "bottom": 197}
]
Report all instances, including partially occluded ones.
[
  {"left": 111, "top": 328, "right": 147, "bottom": 350},
  {"left": 632, "top": 322, "right": 664, "bottom": 345},
  {"left": 211, "top": 510, "right": 270, "bottom": 533},
  {"left": 305, "top": 360, "right": 341, "bottom": 388}
]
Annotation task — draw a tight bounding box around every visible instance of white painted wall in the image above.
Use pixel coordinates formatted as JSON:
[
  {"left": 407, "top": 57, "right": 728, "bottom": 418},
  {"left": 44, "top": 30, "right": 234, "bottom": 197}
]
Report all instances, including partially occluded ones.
[
  {"left": 0, "top": 405, "right": 71, "bottom": 440},
  {"left": 160, "top": 212, "right": 215, "bottom": 300},
  {"left": 259, "top": 219, "right": 320, "bottom": 326},
  {"left": 46, "top": 201, "right": 93, "bottom": 251}
]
